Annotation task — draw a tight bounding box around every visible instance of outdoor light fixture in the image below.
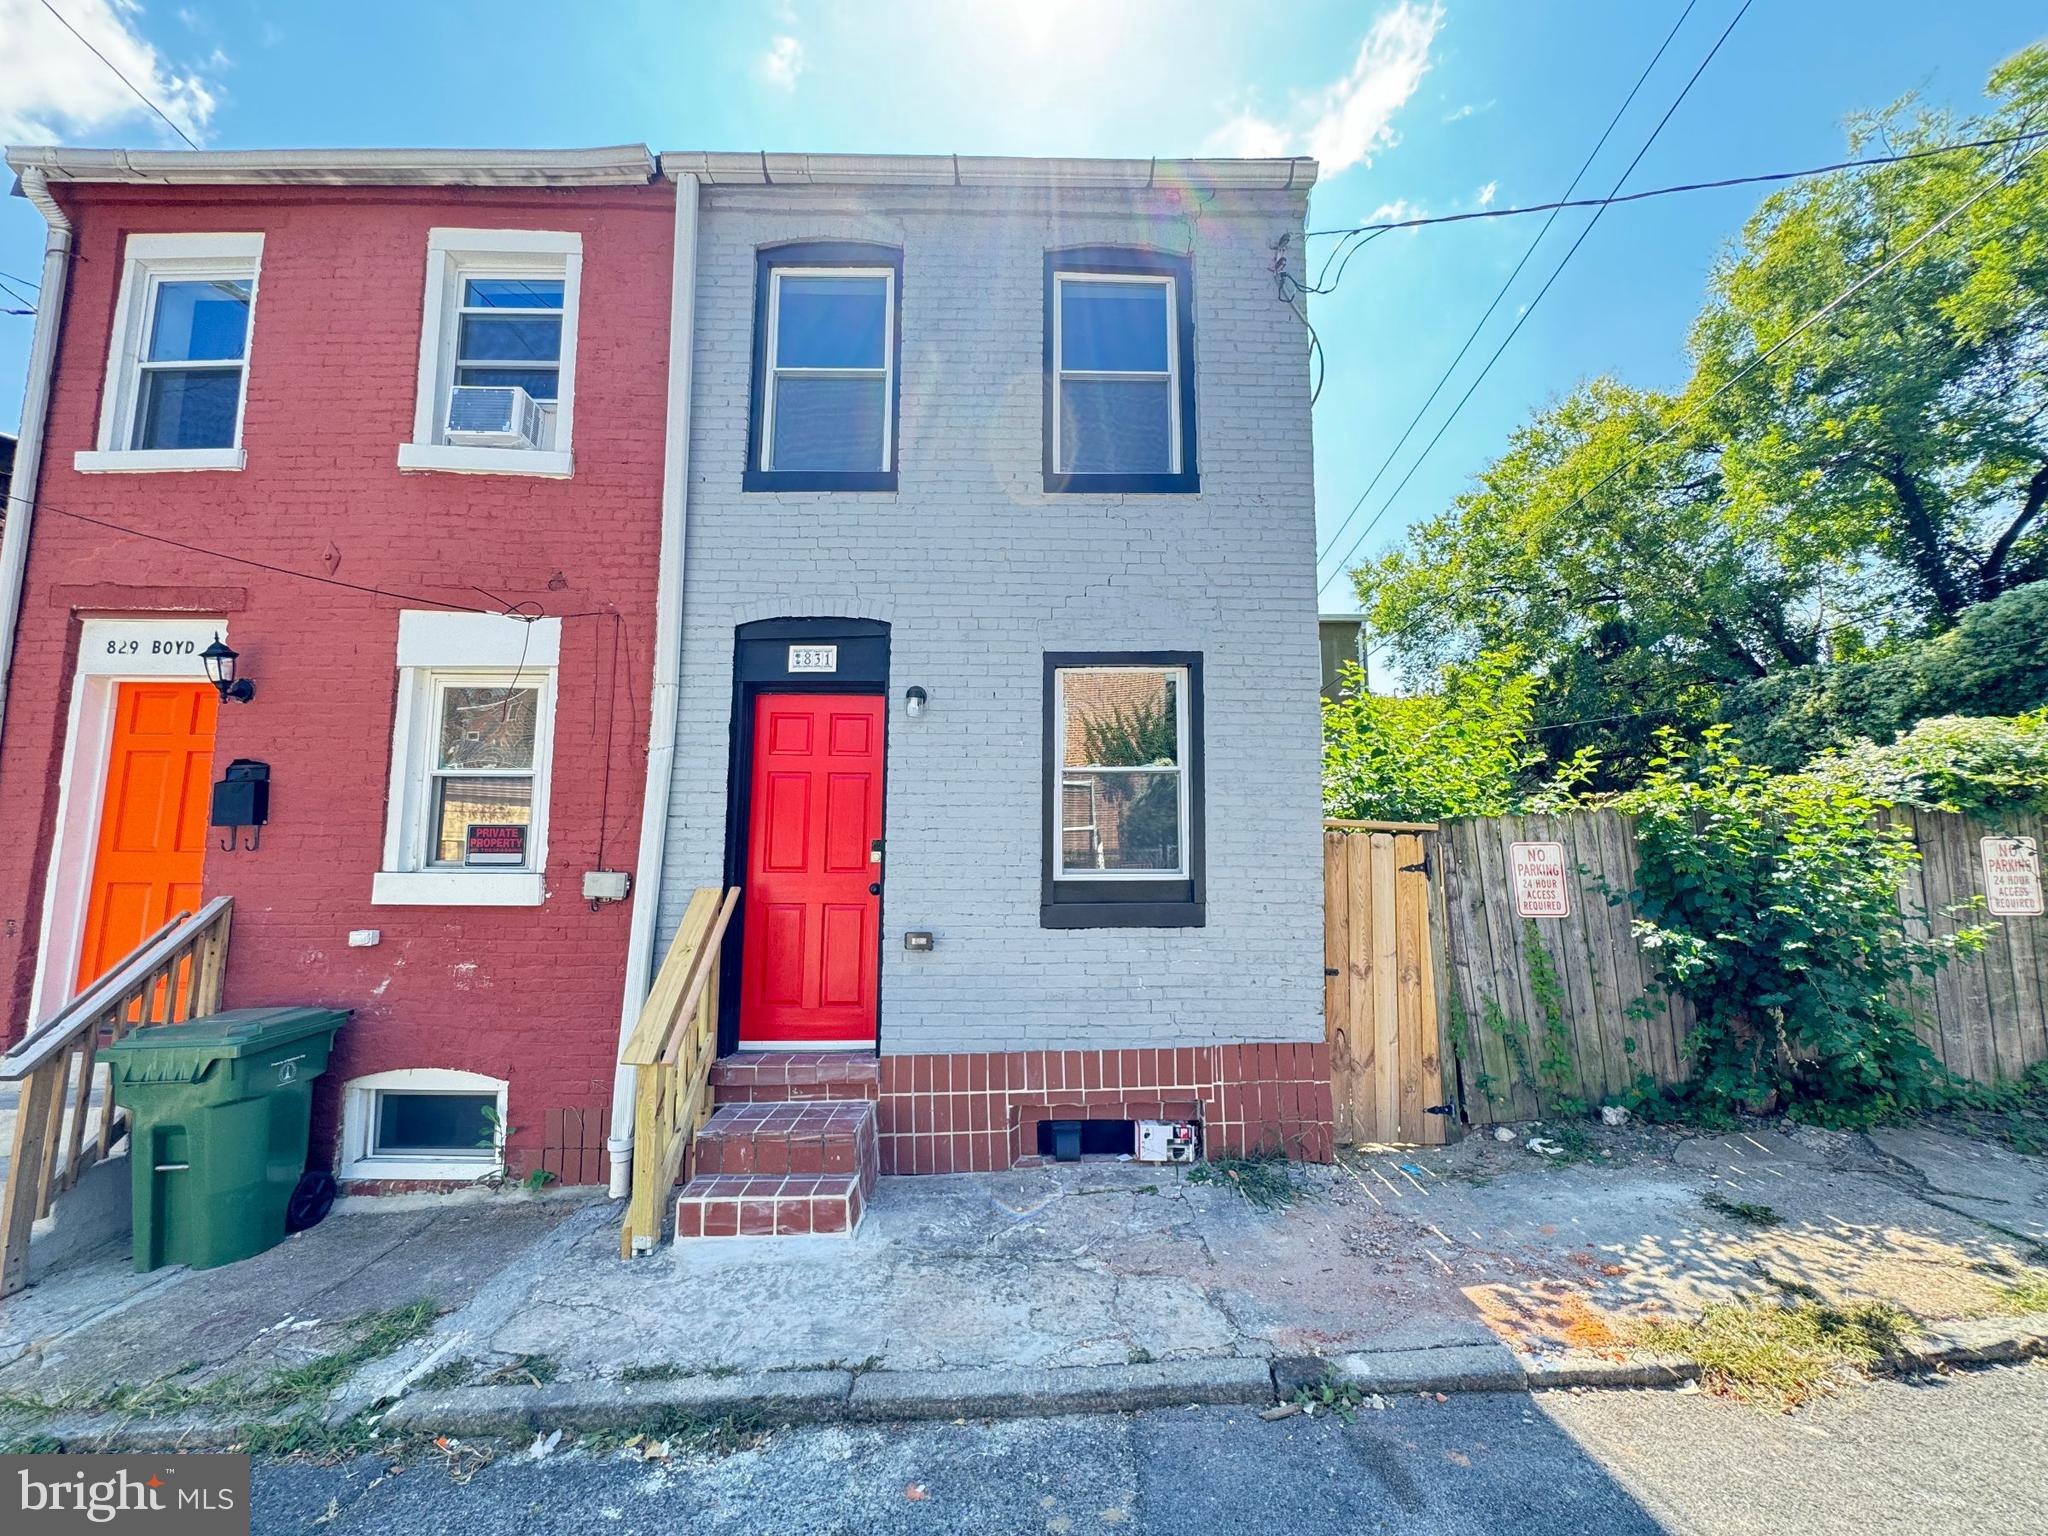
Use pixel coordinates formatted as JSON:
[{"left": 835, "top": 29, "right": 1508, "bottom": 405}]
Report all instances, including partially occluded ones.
[
  {"left": 200, "top": 634, "right": 255, "bottom": 703},
  {"left": 904, "top": 685, "right": 928, "bottom": 719}
]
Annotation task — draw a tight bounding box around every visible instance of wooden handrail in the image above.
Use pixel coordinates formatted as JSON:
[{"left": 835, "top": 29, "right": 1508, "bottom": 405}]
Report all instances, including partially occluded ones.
[
  {"left": 2, "top": 896, "right": 233, "bottom": 1079},
  {"left": 620, "top": 887, "right": 738, "bottom": 1257},
  {"left": 0, "top": 896, "right": 235, "bottom": 1298}
]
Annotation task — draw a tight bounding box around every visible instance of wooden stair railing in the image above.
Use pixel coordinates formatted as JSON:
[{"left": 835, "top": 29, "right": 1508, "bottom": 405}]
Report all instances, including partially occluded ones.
[
  {"left": 0, "top": 895, "right": 235, "bottom": 1297},
  {"left": 619, "top": 887, "right": 739, "bottom": 1257}
]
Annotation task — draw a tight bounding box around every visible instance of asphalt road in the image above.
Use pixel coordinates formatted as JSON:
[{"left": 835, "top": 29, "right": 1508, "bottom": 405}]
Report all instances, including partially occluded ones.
[{"left": 252, "top": 1362, "right": 2048, "bottom": 1535}]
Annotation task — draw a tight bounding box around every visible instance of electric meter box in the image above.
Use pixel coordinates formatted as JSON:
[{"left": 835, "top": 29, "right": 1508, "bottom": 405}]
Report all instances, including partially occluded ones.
[{"left": 1136, "top": 1119, "right": 1199, "bottom": 1163}]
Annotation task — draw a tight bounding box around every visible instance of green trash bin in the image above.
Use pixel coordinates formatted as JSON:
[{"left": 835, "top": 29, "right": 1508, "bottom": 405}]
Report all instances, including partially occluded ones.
[{"left": 102, "top": 1006, "right": 348, "bottom": 1273}]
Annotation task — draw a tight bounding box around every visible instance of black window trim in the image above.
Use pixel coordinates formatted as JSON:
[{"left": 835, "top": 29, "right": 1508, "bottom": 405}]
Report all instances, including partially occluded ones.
[
  {"left": 1042, "top": 246, "right": 1199, "bottom": 496},
  {"left": 1041, "top": 650, "right": 1205, "bottom": 929},
  {"left": 745, "top": 240, "right": 904, "bottom": 493}
]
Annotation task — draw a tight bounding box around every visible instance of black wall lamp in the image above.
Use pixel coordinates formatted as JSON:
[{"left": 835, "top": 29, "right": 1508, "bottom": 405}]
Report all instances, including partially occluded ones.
[
  {"left": 904, "top": 685, "right": 928, "bottom": 719},
  {"left": 200, "top": 634, "right": 255, "bottom": 703}
]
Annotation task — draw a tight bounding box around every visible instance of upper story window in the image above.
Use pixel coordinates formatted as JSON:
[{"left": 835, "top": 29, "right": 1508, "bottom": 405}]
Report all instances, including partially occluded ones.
[
  {"left": 399, "top": 229, "right": 581, "bottom": 479},
  {"left": 1042, "top": 652, "right": 1206, "bottom": 929},
  {"left": 746, "top": 242, "right": 901, "bottom": 493},
  {"left": 1043, "top": 248, "right": 1198, "bottom": 496},
  {"left": 75, "top": 232, "right": 262, "bottom": 475}
]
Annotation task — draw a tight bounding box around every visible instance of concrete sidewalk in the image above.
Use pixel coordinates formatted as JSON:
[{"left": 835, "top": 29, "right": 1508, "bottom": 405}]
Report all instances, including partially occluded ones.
[{"left": 3, "top": 1119, "right": 2045, "bottom": 1445}]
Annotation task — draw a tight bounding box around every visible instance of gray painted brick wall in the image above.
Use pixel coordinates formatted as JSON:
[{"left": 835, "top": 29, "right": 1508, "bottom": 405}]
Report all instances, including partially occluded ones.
[{"left": 657, "top": 180, "right": 1323, "bottom": 1053}]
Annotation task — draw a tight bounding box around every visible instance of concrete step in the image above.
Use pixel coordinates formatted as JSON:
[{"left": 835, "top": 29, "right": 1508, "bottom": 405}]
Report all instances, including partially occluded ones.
[{"left": 710, "top": 1051, "right": 879, "bottom": 1105}]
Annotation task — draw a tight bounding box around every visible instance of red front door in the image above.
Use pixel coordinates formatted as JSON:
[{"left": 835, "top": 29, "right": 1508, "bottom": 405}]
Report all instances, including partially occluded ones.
[{"left": 738, "top": 693, "right": 885, "bottom": 1048}]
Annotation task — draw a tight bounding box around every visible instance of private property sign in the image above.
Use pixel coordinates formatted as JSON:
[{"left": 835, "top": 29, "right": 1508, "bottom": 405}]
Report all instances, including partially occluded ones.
[
  {"left": 1980, "top": 836, "right": 2043, "bottom": 917},
  {"left": 1510, "top": 841, "right": 1571, "bottom": 918}
]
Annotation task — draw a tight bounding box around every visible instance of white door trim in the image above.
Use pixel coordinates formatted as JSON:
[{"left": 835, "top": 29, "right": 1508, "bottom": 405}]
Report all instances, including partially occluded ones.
[{"left": 27, "top": 618, "right": 227, "bottom": 1028}]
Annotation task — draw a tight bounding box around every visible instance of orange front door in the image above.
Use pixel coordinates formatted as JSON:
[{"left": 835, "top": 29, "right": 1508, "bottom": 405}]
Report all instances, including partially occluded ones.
[
  {"left": 738, "top": 693, "right": 885, "bottom": 1048},
  {"left": 75, "top": 682, "right": 219, "bottom": 994}
]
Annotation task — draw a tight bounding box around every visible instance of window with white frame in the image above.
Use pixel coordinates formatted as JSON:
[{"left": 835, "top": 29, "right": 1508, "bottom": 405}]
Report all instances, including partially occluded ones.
[
  {"left": 1042, "top": 652, "right": 1205, "bottom": 928},
  {"left": 339, "top": 1069, "right": 506, "bottom": 1182},
  {"left": 1043, "top": 249, "right": 1198, "bottom": 493},
  {"left": 746, "top": 242, "right": 901, "bottom": 490},
  {"left": 399, "top": 229, "right": 581, "bottom": 477},
  {"left": 374, "top": 612, "right": 559, "bottom": 906},
  {"left": 77, "top": 233, "right": 262, "bottom": 473}
]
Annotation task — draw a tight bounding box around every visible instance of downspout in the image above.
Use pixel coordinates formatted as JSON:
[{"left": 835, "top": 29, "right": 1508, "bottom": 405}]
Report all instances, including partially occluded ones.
[
  {"left": 0, "top": 168, "right": 75, "bottom": 742},
  {"left": 608, "top": 171, "right": 700, "bottom": 1198}
]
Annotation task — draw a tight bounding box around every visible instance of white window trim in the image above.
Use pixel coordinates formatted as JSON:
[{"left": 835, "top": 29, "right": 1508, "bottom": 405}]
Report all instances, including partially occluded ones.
[
  {"left": 400, "top": 227, "right": 581, "bottom": 479},
  {"left": 374, "top": 611, "right": 559, "bottom": 908},
  {"left": 1051, "top": 664, "right": 1192, "bottom": 881},
  {"left": 1050, "top": 271, "right": 1180, "bottom": 477},
  {"left": 77, "top": 232, "right": 263, "bottom": 474},
  {"left": 339, "top": 1068, "right": 507, "bottom": 1183},
  {"left": 761, "top": 265, "right": 896, "bottom": 473}
]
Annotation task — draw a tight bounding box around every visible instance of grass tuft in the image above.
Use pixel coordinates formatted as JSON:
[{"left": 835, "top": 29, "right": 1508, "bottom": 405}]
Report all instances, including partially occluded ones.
[
  {"left": 1703, "top": 1191, "right": 1783, "bottom": 1227},
  {"left": 1624, "top": 1297, "right": 1910, "bottom": 1409},
  {"left": 1187, "top": 1155, "right": 1301, "bottom": 1209},
  {"left": 1989, "top": 1276, "right": 2048, "bottom": 1315}
]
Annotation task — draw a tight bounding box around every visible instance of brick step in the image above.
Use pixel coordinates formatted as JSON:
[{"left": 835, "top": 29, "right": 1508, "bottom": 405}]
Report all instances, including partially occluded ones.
[
  {"left": 675, "top": 1098, "right": 879, "bottom": 1243},
  {"left": 674, "top": 1171, "right": 869, "bottom": 1240},
  {"left": 710, "top": 1051, "right": 879, "bottom": 1105},
  {"left": 691, "top": 1099, "right": 878, "bottom": 1178}
]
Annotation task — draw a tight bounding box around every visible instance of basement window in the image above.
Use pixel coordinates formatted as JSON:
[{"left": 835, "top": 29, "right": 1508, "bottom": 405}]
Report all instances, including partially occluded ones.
[{"left": 339, "top": 1069, "right": 506, "bottom": 1182}]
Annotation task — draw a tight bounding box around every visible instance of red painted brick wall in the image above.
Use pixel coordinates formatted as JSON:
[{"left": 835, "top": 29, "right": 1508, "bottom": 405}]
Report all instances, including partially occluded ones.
[{"left": 0, "top": 179, "right": 675, "bottom": 1184}]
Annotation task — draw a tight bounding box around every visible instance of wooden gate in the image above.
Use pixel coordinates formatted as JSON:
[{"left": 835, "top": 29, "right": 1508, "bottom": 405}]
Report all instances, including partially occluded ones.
[{"left": 1322, "top": 821, "right": 1450, "bottom": 1145}]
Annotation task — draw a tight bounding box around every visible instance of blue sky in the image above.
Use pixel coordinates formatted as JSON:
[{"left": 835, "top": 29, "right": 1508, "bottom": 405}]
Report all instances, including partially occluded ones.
[{"left": 3, "top": 1, "right": 2042, "bottom": 633}]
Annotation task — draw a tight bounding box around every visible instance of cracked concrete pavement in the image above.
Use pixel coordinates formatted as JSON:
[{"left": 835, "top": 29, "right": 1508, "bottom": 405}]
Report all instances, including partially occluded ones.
[{"left": 3, "top": 1117, "right": 2044, "bottom": 1426}]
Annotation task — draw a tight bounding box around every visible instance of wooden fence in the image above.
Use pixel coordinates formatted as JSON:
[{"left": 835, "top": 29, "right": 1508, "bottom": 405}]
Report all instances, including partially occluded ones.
[{"left": 1326, "top": 809, "right": 2047, "bottom": 1138}]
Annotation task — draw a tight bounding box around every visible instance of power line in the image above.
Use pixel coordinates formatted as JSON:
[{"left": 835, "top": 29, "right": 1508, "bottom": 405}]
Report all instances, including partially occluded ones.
[
  {"left": 37, "top": 0, "right": 202, "bottom": 151},
  {"left": 0, "top": 274, "right": 39, "bottom": 310},
  {"left": 1312, "top": 0, "right": 1703, "bottom": 571},
  {"left": 1300, "top": 129, "right": 2048, "bottom": 244},
  {"left": 0, "top": 270, "right": 42, "bottom": 292},
  {"left": 1319, "top": 0, "right": 1753, "bottom": 597},
  {"left": 1537, "top": 133, "right": 2048, "bottom": 547}
]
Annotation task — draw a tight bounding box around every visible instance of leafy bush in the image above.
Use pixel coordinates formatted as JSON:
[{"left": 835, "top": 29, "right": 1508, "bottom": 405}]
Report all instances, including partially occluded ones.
[
  {"left": 1720, "top": 582, "right": 2048, "bottom": 768},
  {"left": 1809, "top": 711, "right": 2048, "bottom": 815},
  {"left": 1615, "top": 729, "right": 1987, "bottom": 1125},
  {"left": 1322, "top": 651, "right": 1540, "bottom": 822}
]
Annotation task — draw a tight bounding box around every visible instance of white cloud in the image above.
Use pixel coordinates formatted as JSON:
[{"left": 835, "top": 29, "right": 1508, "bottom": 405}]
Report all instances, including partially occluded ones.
[
  {"left": 1443, "top": 99, "right": 1494, "bottom": 124},
  {"left": 1203, "top": 107, "right": 1292, "bottom": 160},
  {"left": 1204, "top": 3, "right": 1442, "bottom": 177},
  {"left": 0, "top": 0, "right": 220, "bottom": 144},
  {"left": 760, "top": 33, "right": 803, "bottom": 91},
  {"left": 1475, "top": 180, "right": 1497, "bottom": 207}
]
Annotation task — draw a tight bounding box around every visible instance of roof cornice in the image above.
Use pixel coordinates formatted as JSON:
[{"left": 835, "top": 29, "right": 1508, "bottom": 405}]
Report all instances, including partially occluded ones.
[
  {"left": 659, "top": 152, "right": 1317, "bottom": 193},
  {"left": 3, "top": 145, "right": 656, "bottom": 188}
]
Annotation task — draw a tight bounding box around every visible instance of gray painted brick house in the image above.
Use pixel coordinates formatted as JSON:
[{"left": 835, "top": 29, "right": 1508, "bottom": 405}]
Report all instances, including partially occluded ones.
[{"left": 638, "top": 154, "right": 1333, "bottom": 1183}]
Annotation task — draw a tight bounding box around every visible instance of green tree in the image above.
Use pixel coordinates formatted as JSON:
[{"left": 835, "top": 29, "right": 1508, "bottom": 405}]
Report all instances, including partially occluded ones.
[
  {"left": 1694, "top": 47, "right": 2048, "bottom": 624},
  {"left": 1322, "top": 650, "right": 1553, "bottom": 821},
  {"left": 1355, "top": 45, "right": 2048, "bottom": 774}
]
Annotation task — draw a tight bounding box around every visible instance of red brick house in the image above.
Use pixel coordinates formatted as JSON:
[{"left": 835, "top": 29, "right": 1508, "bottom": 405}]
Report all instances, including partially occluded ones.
[{"left": 0, "top": 148, "right": 673, "bottom": 1190}]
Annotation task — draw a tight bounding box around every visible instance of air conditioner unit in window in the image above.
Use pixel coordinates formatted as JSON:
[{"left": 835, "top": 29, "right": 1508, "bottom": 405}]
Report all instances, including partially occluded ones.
[{"left": 446, "top": 385, "right": 544, "bottom": 448}]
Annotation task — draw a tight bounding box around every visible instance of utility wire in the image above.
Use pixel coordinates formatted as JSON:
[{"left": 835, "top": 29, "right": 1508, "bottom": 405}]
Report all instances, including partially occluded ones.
[
  {"left": 1319, "top": 0, "right": 1753, "bottom": 597},
  {"left": 1312, "top": 0, "right": 1702, "bottom": 571},
  {"left": 37, "top": 0, "right": 202, "bottom": 150},
  {"left": 1300, "top": 129, "right": 2048, "bottom": 242},
  {"left": 0, "top": 270, "right": 42, "bottom": 291},
  {"left": 1537, "top": 134, "right": 2048, "bottom": 543},
  {"left": 0, "top": 274, "right": 40, "bottom": 310}
]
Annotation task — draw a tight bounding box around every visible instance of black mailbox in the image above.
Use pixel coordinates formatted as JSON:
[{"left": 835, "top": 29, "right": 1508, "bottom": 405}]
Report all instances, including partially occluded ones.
[{"left": 210, "top": 759, "right": 270, "bottom": 848}]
